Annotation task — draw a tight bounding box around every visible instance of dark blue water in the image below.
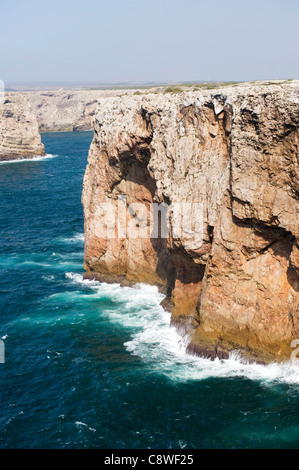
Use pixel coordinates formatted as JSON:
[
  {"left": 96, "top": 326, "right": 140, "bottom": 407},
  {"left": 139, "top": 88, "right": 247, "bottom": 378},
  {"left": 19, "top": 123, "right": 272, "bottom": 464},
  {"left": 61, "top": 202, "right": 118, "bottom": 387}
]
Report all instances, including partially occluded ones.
[{"left": 1, "top": 131, "right": 299, "bottom": 449}]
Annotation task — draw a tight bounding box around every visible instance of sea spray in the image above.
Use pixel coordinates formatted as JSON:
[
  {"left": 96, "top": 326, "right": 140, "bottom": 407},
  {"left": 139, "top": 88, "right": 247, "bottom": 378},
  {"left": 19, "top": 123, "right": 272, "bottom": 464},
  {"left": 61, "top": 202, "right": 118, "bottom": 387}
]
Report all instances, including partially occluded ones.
[
  {"left": 67, "top": 273, "right": 299, "bottom": 386},
  {"left": 0, "top": 154, "right": 58, "bottom": 165}
]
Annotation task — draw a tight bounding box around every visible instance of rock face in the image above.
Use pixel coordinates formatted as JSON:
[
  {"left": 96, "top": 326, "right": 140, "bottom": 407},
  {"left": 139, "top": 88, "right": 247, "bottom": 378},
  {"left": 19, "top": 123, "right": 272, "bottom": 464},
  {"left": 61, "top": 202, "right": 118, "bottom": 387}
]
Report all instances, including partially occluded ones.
[
  {"left": 28, "top": 88, "right": 148, "bottom": 133},
  {"left": 82, "top": 81, "right": 299, "bottom": 363},
  {"left": 0, "top": 94, "right": 45, "bottom": 161}
]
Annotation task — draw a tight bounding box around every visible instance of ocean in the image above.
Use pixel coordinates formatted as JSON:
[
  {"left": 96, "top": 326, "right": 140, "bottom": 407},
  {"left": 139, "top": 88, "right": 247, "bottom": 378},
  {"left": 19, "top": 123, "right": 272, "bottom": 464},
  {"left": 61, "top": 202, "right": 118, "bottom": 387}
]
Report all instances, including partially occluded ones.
[{"left": 1, "top": 131, "right": 299, "bottom": 449}]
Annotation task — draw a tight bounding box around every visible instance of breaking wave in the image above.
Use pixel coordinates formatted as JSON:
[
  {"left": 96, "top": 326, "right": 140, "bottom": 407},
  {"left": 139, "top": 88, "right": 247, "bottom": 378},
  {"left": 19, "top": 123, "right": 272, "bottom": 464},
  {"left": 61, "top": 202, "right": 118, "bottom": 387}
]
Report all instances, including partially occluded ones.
[
  {"left": 66, "top": 272, "right": 299, "bottom": 386},
  {"left": 0, "top": 154, "right": 58, "bottom": 164},
  {"left": 55, "top": 233, "right": 85, "bottom": 244}
]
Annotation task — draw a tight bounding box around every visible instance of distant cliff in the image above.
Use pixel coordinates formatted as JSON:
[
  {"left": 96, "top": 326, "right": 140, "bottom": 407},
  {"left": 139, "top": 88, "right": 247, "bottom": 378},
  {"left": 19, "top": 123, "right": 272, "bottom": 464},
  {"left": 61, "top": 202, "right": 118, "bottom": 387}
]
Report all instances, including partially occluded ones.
[
  {"left": 27, "top": 88, "right": 148, "bottom": 133},
  {"left": 82, "top": 80, "right": 299, "bottom": 363},
  {"left": 0, "top": 87, "right": 155, "bottom": 161},
  {"left": 0, "top": 94, "right": 45, "bottom": 161}
]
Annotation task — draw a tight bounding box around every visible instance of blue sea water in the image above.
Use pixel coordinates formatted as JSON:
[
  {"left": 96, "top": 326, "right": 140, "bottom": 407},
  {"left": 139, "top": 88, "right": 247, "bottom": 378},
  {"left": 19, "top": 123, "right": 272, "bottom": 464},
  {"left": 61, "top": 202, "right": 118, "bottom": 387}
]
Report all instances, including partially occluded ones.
[{"left": 1, "top": 131, "right": 299, "bottom": 449}]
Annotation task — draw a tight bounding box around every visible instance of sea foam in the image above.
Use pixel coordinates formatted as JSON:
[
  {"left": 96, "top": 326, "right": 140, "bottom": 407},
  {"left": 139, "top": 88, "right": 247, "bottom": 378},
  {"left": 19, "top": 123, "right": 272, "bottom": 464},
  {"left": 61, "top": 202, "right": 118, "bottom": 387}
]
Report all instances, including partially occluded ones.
[
  {"left": 56, "top": 233, "right": 85, "bottom": 244},
  {"left": 0, "top": 154, "right": 58, "bottom": 165},
  {"left": 66, "top": 273, "right": 299, "bottom": 386}
]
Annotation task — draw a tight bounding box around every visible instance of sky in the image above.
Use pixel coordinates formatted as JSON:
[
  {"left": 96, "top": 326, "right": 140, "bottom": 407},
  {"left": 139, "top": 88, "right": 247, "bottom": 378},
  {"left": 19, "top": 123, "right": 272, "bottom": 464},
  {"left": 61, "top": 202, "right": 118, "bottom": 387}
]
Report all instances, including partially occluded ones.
[{"left": 0, "top": 0, "right": 298, "bottom": 84}]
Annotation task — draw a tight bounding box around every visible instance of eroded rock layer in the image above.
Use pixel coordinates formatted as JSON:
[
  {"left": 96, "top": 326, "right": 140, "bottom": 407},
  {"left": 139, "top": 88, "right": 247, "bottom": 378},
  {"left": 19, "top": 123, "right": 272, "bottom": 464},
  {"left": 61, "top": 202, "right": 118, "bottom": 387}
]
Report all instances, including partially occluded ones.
[{"left": 82, "top": 81, "right": 299, "bottom": 363}]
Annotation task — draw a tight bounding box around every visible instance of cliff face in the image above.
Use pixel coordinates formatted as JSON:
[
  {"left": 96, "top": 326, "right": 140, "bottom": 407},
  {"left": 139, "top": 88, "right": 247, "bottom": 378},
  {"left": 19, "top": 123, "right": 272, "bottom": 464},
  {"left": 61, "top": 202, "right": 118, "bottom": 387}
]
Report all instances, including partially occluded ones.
[
  {"left": 82, "top": 81, "right": 299, "bottom": 363},
  {"left": 0, "top": 94, "right": 45, "bottom": 161},
  {"left": 28, "top": 89, "right": 102, "bottom": 132},
  {"left": 27, "top": 88, "right": 149, "bottom": 133}
]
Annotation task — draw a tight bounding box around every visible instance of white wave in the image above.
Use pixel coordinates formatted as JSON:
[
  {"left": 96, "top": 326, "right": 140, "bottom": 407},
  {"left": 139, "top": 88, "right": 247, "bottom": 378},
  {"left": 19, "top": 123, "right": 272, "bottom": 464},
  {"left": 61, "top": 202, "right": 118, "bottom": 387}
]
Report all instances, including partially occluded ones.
[
  {"left": 56, "top": 233, "right": 84, "bottom": 244},
  {"left": 21, "top": 261, "right": 52, "bottom": 267},
  {"left": 123, "top": 304, "right": 299, "bottom": 385},
  {"left": 65, "top": 272, "right": 102, "bottom": 289},
  {"left": 0, "top": 252, "right": 81, "bottom": 270},
  {"left": 75, "top": 421, "right": 87, "bottom": 426},
  {"left": 52, "top": 252, "right": 82, "bottom": 259},
  {"left": 66, "top": 272, "right": 164, "bottom": 305},
  {"left": 0, "top": 154, "right": 58, "bottom": 165},
  {"left": 0, "top": 256, "right": 52, "bottom": 268},
  {"left": 125, "top": 314, "right": 299, "bottom": 385},
  {"left": 52, "top": 261, "right": 83, "bottom": 270},
  {"left": 4, "top": 411, "right": 24, "bottom": 428},
  {"left": 75, "top": 421, "right": 96, "bottom": 432},
  {"left": 63, "top": 273, "right": 299, "bottom": 385}
]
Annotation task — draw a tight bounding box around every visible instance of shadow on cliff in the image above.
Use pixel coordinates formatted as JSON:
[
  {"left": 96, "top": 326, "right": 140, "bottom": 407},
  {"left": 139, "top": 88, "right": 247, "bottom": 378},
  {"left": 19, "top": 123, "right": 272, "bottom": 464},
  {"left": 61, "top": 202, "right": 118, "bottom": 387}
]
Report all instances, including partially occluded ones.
[
  {"left": 117, "top": 152, "right": 207, "bottom": 308},
  {"left": 231, "top": 212, "right": 299, "bottom": 294},
  {"left": 287, "top": 266, "right": 299, "bottom": 293}
]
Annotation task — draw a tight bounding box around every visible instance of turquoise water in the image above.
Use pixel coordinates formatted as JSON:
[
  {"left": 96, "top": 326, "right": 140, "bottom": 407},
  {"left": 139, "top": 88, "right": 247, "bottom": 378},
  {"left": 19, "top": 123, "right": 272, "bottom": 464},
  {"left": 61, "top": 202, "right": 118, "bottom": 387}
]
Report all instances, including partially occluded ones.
[{"left": 1, "top": 131, "right": 299, "bottom": 449}]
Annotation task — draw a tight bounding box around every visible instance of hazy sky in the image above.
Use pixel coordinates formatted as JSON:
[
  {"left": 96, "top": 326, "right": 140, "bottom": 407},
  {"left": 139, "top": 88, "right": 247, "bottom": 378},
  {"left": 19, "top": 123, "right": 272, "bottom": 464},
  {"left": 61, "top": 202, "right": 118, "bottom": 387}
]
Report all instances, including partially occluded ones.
[{"left": 0, "top": 0, "right": 298, "bottom": 83}]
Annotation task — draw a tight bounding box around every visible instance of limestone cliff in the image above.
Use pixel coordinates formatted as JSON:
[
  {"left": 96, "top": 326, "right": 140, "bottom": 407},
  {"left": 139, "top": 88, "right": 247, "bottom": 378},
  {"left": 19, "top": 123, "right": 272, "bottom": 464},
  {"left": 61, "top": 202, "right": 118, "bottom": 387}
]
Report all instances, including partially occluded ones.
[
  {"left": 27, "top": 88, "right": 153, "bottom": 133},
  {"left": 0, "top": 94, "right": 45, "bottom": 161},
  {"left": 82, "top": 81, "right": 299, "bottom": 363}
]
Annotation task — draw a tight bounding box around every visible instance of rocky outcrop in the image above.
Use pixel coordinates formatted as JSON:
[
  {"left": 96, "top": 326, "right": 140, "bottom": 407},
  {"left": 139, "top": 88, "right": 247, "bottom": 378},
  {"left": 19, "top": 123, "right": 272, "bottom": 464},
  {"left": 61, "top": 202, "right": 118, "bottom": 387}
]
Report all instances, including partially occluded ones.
[
  {"left": 27, "top": 88, "right": 150, "bottom": 133},
  {"left": 0, "top": 94, "right": 45, "bottom": 161},
  {"left": 82, "top": 81, "right": 299, "bottom": 363}
]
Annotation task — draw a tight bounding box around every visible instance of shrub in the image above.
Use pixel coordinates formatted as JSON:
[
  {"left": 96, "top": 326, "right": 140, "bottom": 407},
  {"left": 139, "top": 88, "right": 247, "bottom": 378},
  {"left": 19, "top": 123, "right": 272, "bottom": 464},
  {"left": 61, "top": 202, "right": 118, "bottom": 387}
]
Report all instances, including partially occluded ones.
[{"left": 163, "top": 86, "right": 184, "bottom": 94}]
